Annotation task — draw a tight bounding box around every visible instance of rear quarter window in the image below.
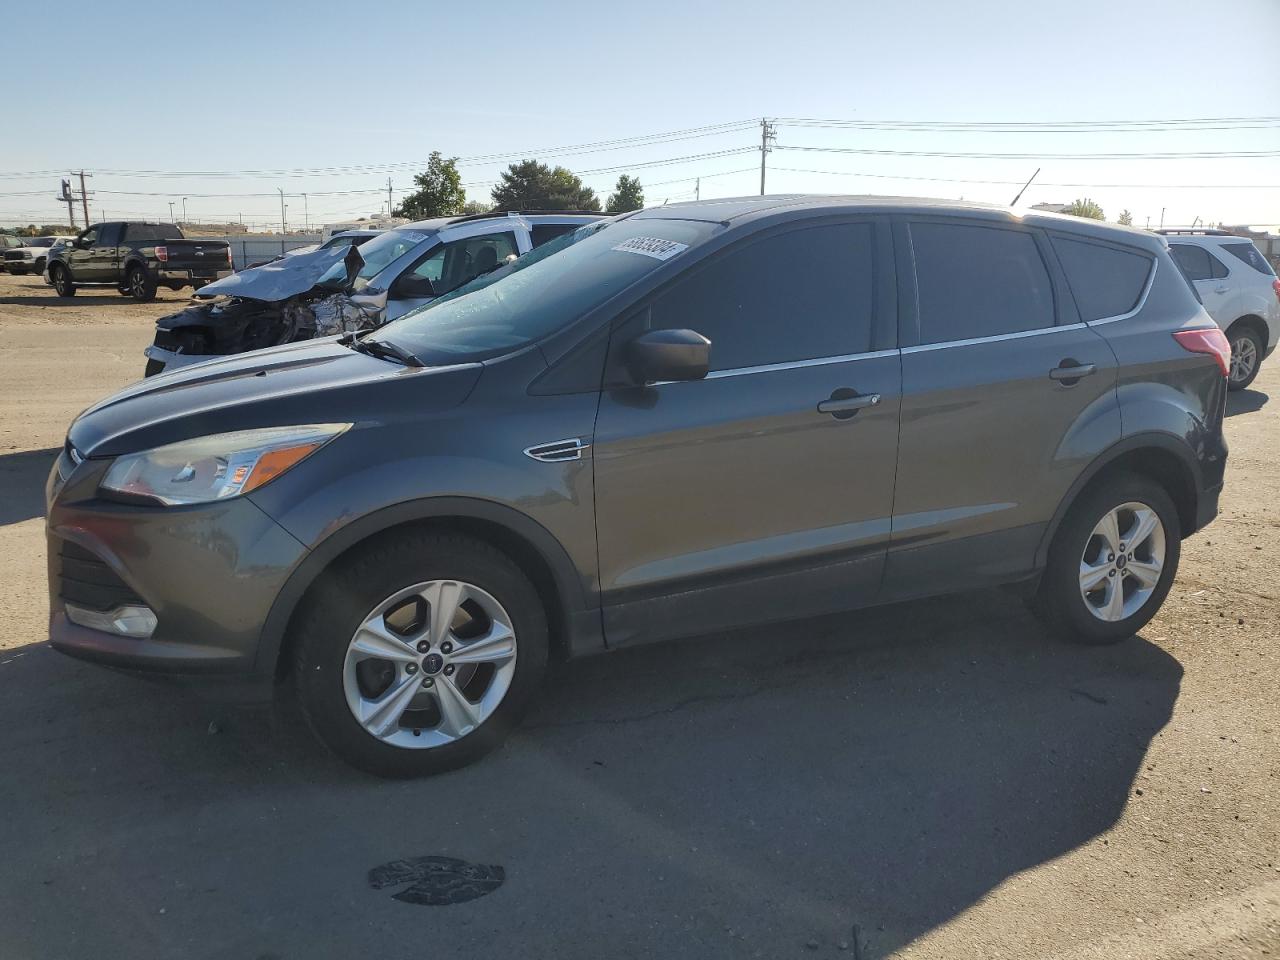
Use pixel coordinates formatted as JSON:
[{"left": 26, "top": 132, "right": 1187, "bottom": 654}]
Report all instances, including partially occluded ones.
[
  {"left": 1051, "top": 236, "right": 1153, "bottom": 321},
  {"left": 1222, "top": 242, "right": 1275, "bottom": 276}
]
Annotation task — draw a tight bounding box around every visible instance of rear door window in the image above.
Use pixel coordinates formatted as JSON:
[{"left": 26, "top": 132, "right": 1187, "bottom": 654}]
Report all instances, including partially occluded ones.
[
  {"left": 97, "top": 223, "right": 123, "bottom": 246},
  {"left": 1222, "top": 242, "right": 1275, "bottom": 276},
  {"left": 1051, "top": 236, "right": 1153, "bottom": 321},
  {"left": 909, "top": 222, "right": 1055, "bottom": 344},
  {"left": 1169, "top": 243, "right": 1228, "bottom": 281},
  {"left": 648, "top": 221, "right": 876, "bottom": 371}
]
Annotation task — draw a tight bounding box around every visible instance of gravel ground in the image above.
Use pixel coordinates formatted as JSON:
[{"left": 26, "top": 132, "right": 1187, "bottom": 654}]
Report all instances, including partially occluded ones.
[{"left": 0, "top": 270, "right": 1276, "bottom": 959}]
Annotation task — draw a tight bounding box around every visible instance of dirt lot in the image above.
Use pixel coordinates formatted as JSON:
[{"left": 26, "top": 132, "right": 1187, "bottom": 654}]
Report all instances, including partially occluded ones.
[{"left": 0, "top": 269, "right": 1276, "bottom": 959}]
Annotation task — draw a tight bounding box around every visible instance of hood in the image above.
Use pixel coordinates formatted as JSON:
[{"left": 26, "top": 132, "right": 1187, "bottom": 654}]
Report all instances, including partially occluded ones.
[
  {"left": 68, "top": 338, "right": 482, "bottom": 458},
  {"left": 196, "top": 245, "right": 352, "bottom": 301}
]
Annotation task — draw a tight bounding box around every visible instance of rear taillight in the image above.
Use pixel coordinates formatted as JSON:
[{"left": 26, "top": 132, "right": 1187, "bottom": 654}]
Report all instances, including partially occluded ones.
[
  {"left": 226, "top": 246, "right": 233, "bottom": 266},
  {"left": 1173, "top": 327, "right": 1231, "bottom": 377},
  {"left": 155, "top": 245, "right": 169, "bottom": 262}
]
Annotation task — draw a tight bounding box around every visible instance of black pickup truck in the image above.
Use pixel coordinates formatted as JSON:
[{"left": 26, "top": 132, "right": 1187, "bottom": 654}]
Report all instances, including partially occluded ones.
[{"left": 47, "top": 222, "right": 233, "bottom": 301}]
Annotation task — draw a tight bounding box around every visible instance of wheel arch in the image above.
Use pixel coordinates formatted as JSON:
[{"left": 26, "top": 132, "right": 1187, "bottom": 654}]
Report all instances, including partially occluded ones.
[
  {"left": 1036, "top": 434, "right": 1202, "bottom": 569},
  {"left": 1225, "top": 313, "right": 1268, "bottom": 345},
  {"left": 258, "top": 497, "right": 602, "bottom": 683}
]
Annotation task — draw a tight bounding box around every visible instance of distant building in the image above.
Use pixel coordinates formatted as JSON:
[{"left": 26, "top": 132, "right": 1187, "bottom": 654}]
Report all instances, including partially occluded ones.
[{"left": 1030, "top": 202, "right": 1068, "bottom": 214}]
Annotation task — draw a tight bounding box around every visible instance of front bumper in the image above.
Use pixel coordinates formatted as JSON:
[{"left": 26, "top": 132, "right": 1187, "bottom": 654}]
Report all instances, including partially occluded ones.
[
  {"left": 141, "top": 344, "right": 217, "bottom": 374},
  {"left": 46, "top": 452, "right": 308, "bottom": 689}
]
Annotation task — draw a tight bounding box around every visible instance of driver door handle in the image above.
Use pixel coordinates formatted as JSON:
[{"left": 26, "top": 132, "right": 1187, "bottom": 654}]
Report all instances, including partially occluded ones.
[
  {"left": 817, "top": 392, "right": 881, "bottom": 415},
  {"left": 1049, "top": 361, "right": 1097, "bottom": 382}
]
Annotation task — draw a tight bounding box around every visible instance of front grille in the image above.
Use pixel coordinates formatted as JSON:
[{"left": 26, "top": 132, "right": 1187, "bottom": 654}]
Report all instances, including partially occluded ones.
[
  {"left": 55, "top": 539, "right": 142, "bottom": 612},
  {"left": 3, "top": 251, "right": 27, "bottom": 262}
]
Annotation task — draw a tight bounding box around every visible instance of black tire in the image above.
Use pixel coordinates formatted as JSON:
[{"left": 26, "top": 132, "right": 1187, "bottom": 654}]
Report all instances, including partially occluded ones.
[
  {"left": 127, "top": 265, "right": 157, "bottom": 302},
  {"left": 1226, "top": 323, "right": 1264, "bottom": 392},
  {"left": 9, "top": 266, "right": 27, "bottom": 276},
  {"left": 292, "top": 531, "right": 549, "bottom": 778},
  {"left": 51, "top": 264, "right": 75, "bottom": 297},
  {"left": 1033, "top": 473, "right": 1181, "bottom": 645},
  {"left": 34, "top": 258, "right": 45, "bottom": 273}
]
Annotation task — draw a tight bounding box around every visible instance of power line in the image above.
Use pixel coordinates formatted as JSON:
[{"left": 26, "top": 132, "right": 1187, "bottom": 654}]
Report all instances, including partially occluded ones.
[
  {"left": 778, "top": 144, "right": 1280, "bottom": 160},
  {"left": 769, "top": 166, "right": 1280, "bottom": 189},
  {"left": 775, "top": 115, "right": 1280, "bottom": 131}
]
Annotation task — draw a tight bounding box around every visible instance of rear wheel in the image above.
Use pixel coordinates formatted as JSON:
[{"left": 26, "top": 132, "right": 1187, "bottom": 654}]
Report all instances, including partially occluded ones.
[
  {"left": 9, "top": 266, "right": 27, "bottom": 276},
  {"left": 51, "top": 264, "right": 75, "bottom": 297},
  {"left": 1033, "top": 474, "right": 1181, "bottom": 645},
  {"left": 1227, "top": 324, "right": 1264, "bottom": 391},
  {"left": 127, "top": 265, "right": 157, "bottom": 302},
  {"left": 292, "top": 532, "right": 549, "bottom": 778}
]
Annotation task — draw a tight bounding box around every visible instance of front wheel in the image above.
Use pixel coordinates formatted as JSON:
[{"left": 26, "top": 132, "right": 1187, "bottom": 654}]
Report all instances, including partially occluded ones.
[
  {"left": 127, "top": 265, "right": 157, "bottom": 302},
  {"left": 292, "top": 532, "right": 549, "bottom": 777},
  {"left": 1033, "top": 475, "right": 1181, "bottom": 645},
  {"left": 1227, "top": 325, "right": 1264, "bottom": 391},
  {"left": 51, "top": 264, "right": 75, "bottom": 297}
]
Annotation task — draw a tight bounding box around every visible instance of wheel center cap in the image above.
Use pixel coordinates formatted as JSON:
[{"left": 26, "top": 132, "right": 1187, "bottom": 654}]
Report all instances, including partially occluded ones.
[
  {"left": 1115, "top": 554, "right": 1128, "bottom": 570},
  {"left": 422, "top": 652, "right": 445, "bottom": 675}
]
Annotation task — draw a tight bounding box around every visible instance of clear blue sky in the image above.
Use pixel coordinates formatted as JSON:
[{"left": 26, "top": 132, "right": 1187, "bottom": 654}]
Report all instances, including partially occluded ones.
[{"left": 2, "top": 0, "right": 1278, "bottom": 231}]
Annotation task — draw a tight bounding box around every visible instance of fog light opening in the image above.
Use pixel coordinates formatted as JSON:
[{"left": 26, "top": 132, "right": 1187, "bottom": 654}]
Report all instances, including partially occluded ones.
[{"left": 65, "top": 603, "right": 158, "bottom": 639}]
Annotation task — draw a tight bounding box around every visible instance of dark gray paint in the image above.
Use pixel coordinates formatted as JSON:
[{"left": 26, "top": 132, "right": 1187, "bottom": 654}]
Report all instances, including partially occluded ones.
[{"left": 46, "top": 196, "right": 1227, "bottom": 696}]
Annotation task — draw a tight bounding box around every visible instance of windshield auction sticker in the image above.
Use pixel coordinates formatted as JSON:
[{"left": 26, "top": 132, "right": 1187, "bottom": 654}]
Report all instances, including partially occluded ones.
[{"left": 612, "top": 237, "right": 689, "bottom": 261}]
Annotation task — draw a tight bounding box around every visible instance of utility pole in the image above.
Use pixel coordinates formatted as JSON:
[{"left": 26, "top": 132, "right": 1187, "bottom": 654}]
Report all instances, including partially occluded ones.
[
  {"left": 1159, "top": 207, "right": 1165, "bottom": 229},
  {"left": 60, "top": 178, "right": 76, "bottom": 230},
  {"left": 278, "top": 188, "right": 287, "bottom": 234},
  {"left": 181, "top": 197, "right": 188, "bottom": 225},
  {"left": 168, "top": 201, "right": 175, "bottom": 222},
  {"left": 695, "top": 177, "right": 700, "bottom": 201},
  {"left": 387, "top": 177, "right": 394, "bottom": 218},
  {"left": 78, "top": 170, "right": 91, "bottom": 225},
  {"left": 303, "top": 193, "right": 309, "bottom": 232},
  {"left": 759, "top": 118, "right": 776, "bottom": 196}
]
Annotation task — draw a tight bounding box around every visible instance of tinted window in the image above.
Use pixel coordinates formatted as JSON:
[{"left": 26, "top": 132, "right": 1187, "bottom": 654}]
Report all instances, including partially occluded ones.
[
  {"left": 125, "top": 223, "right": 154, "bottom": 242},
  {"left": 1223, "top": 242, "right": 1275, "bottom": 276},
  {"left": 531, "top": 223, "right": 578, "bottom": 247},
  {"left": 649, "top": 222, "right": 875, "bottom": 371},
  {"left": 1051, "top": 236, "right": 1153, "bottom": 321},
  {"left": 97, "top": 223, "right": 123, "bottom": 246},
  {"left": 1169, "top": 244, "right": 1212, "bottom": 281},
  {"left": 156, "top": 223, "right": 183, "bottom": 240},
  {"left": 911, "top": 223, "right": 1054, "bottom": 343}
]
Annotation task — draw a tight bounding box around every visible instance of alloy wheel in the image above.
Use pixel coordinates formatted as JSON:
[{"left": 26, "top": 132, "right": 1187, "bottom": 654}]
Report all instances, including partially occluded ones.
[
  {"left": 342, "top": 580, "right": 517, "bottom": 749},
  {"left": 1229, "top": 335, "right": 1257, "bottom": 384},
  {"left": 1078, "top": 501, "right": 1166, "bottom": 622},
  {"left": 131, "top": 270, "right": 146, "bottom": 297}
]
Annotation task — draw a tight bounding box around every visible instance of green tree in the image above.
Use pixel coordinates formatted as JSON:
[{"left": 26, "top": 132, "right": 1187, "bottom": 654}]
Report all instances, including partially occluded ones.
[
  {"left": 1117, "top": 209, "right": 1134, "bottom": 226},
  {"left": 461, "top": 200, "right": 493, "bottom": 216},
  {"left": 1061, "top": 198, "right": 1105, "bottom": 221},
  {"left": 607, "top": 175, "right": 644, "bottom": 213},
  {"left": 490, "top": 160, "right": 600, "bottom": 212},
  {"left": 394, "top": 152, "right": 466, "bottom": 219}
]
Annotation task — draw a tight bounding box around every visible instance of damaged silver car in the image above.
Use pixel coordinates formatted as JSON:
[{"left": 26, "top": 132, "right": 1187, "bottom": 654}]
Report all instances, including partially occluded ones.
[{"left": 143, "top": 211, "right": 602, "bottom": 376}]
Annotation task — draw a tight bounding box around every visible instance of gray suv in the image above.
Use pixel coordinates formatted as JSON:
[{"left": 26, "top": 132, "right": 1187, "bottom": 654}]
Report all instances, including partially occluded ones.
[{"left": 47, "top": 197, "right": 1230, "bottom": 777}]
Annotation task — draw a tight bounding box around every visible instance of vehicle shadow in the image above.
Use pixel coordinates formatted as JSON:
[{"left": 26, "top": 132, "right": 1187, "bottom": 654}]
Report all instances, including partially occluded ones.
[
  {"left": 0, "top": 591, "right": 1180, "bottom": 959},
  {"left": 1226, "top": 388, "right": 1268, "bottom": 417},
  {"left": 0, "top": 291, "right": 187, "bottom": 307},
  {"left": 0, "top": 447, "right": 58, "bottom": 525}
]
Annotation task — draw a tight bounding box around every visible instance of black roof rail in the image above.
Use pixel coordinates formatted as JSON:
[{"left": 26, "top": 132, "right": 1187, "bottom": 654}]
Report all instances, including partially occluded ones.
[{"left": 1155, "top": 228, "right": 1234, "bottom": 236}]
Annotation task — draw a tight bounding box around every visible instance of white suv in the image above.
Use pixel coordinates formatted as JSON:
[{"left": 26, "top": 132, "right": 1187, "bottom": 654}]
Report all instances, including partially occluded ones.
[{"left": 1160, "top": 230, "right": 1280, "bottom": 390}]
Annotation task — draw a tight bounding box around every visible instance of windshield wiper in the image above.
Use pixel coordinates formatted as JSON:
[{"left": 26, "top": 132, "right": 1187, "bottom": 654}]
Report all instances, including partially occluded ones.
[{"left": 339, "top": 331, "right": 424, "bottom": 367}]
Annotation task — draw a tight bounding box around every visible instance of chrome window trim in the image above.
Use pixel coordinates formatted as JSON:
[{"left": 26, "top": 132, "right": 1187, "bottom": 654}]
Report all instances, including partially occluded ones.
[
  {"left": 1085, "top": 257, "right": 1159, "bottom": 326},
  {"left": 699, "top": 348, "right": 900, "bottom": 380},
  {"left": 901, "top": 323, "right": 1087, "bottom": 354}
]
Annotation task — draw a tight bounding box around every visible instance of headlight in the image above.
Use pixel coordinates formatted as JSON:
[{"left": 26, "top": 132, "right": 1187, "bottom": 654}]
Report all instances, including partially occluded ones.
[{"left": 101, "top": 423, "right": 350, "bottom": 506}]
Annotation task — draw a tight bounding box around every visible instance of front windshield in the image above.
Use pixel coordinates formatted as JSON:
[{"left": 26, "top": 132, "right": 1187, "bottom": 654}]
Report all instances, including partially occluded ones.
[
  {"left": 318, "top": 228, "right": 432, "bottom": 290},
  {"left": 370, "top": 217, "right": 717, "bottom": 365},
  {"left": 29, "top": 238, "right": 58, "bottom": 248}
]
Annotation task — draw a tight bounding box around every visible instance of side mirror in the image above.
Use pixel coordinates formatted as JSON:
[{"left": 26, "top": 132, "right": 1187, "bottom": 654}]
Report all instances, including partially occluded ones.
[
  {"left": 73, "top": 237, "right": 89, "bottom": 249},
  {"left": 626, "top": 329, "right": 711, "bottom": 384},
  {"left": 389, "top": 273, "right": 436, "bottom": 300}
]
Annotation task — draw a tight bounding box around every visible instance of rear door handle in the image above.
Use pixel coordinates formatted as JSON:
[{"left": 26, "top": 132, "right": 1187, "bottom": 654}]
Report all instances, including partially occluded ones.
[
  {"left": 1214, "top": 285, "right": 1229, "bottom": 294},
  {"left": 817, "top": 392, "right": 881, "bottom": 417},
  {"left": 1049, "top": 361, "right": 1097, "bottom": 383}
]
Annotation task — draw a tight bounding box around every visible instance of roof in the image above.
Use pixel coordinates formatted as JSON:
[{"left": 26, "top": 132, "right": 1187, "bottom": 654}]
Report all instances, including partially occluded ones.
[{"left": 631, "top": 194, "right": 1166, "bottom": 250}]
